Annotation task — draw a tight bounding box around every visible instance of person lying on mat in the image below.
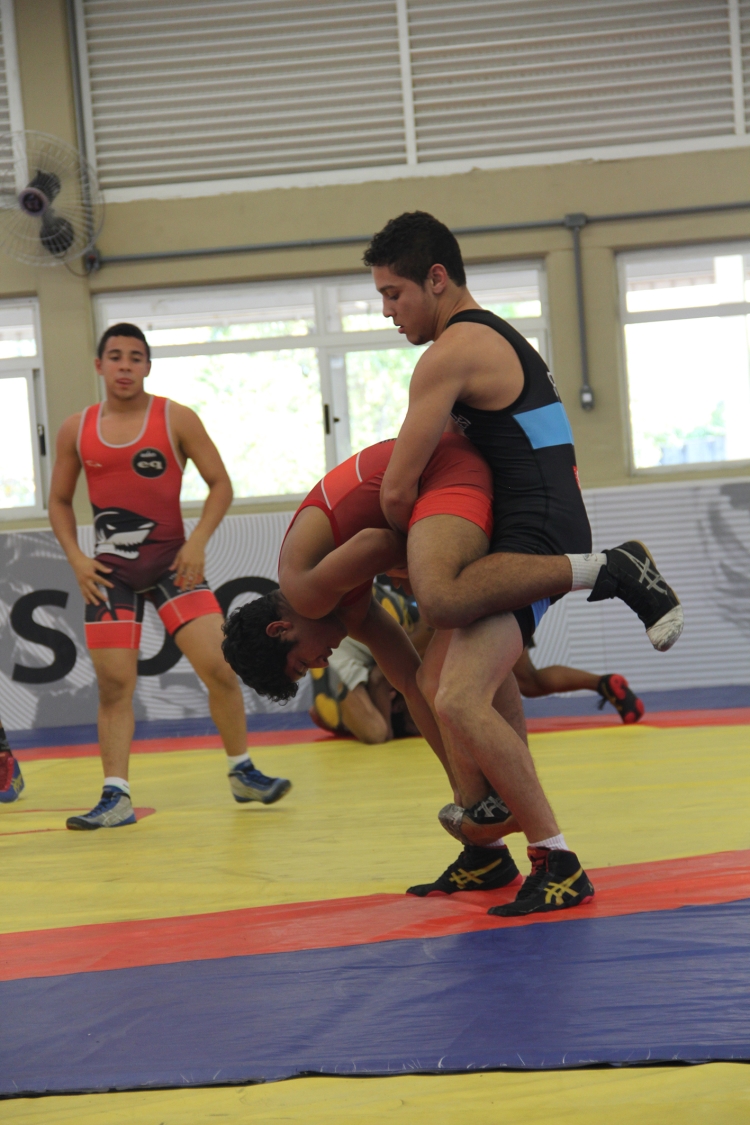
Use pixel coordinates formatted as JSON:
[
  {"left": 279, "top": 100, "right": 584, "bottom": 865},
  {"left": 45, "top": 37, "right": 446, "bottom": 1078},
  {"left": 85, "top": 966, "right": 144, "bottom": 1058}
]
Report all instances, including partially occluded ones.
[
  {"left": 514, "top": 642, "right": 645, "bottom": 725},
  {"left": 309, "top": 582, "right": 431, "bottom": 743},
  {"left": 221, "top": 432, "right": 592, "bottom": 916}
]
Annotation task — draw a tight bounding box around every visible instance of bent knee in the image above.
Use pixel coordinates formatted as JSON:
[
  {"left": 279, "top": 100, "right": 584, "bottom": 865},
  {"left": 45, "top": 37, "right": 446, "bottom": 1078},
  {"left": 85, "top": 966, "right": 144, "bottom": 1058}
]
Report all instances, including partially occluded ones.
[
  {"left": 416, "top": 589, "right": 468, "bottom": 631},
  {"left": 434, "top": 684, "right": 474, "bottom": 731}
]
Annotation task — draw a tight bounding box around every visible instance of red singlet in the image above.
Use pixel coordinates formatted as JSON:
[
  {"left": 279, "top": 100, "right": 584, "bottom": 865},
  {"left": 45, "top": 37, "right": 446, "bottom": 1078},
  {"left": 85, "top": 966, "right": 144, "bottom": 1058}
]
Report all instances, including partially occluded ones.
[
  {"left": 285, "top": 432, "right": 493, "bottom": 605},
  {"left": 77, "top": 395, "right": 186, "bottom": 591}
]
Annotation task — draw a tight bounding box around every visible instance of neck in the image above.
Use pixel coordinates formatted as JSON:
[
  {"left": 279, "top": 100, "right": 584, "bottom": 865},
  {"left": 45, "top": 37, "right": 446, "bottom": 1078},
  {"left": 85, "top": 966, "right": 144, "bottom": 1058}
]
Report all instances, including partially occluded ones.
[
  {"left": 102, "top": 389, "right": 150, "bottom": 416},
  {"left": 433, "top": 288, "right": 481, "bottom": 340}
]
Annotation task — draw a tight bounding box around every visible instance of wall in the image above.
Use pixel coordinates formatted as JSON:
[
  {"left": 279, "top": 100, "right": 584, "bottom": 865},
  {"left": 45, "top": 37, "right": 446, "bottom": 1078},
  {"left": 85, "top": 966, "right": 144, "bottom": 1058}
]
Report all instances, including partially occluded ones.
[{"left": 3, "top": 0, "right": 750, "bottom": 534}]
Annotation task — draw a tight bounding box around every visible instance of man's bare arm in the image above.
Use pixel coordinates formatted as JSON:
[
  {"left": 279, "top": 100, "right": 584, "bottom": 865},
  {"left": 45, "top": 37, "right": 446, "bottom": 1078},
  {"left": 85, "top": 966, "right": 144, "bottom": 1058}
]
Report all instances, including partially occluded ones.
[
  {"left": 380, "top": 340, "right": 465, "bottom": 533},
  {"left": 170, "top": 403, "right": 233, "bottom": 590},
  {"left": 282, "top": 528, "right": 406, "bottom": 619},
  {"left": 48, "top": 415, "right": 114, "bottom": 605}
]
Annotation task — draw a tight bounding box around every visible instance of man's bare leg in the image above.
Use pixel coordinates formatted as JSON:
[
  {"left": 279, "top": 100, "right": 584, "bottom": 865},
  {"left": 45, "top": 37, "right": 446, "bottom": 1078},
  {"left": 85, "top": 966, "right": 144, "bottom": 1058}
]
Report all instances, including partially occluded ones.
[
  {"left": 90, "top": 648, "right": 139, "bottom": 780},
  {"left": 339, "top": 672, "right": 393, "bottom": 744},
  {"left": 177, "top": 613, "right": 291, "bottom": 803},
  {"left": 513, "top": 648, "right": 600, "bottom": 697},
  {"left": 175, "top": 614, "right": 247, "bottom": 757},
  {"left": 408, "top": 516, "right": 571, "bottom": 630},
  {"left": 434, "top": 613, "right": 560, "bottom": 844}
]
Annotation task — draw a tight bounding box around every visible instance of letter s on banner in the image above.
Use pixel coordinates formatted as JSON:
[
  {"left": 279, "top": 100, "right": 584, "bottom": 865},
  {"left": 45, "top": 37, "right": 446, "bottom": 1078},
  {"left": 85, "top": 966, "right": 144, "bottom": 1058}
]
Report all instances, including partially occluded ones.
[{"left": 10, "top": 590, "right": 77, "bottom": 684}]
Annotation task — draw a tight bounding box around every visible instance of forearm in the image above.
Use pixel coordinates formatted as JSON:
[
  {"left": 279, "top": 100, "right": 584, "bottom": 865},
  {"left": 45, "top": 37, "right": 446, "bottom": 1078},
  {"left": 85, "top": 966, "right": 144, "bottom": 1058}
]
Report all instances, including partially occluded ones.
[
  {"left": 187, "top": 479, "right": 232, "bottom": 547},
  {"left": 48, "top": 498, "right": 86, "bottom": 564},
  {"left": 285, "top": 529, "right": 405, "bottom": 619},
  {"left": 380, "top": 488, "right": 417, "bottom": 535}
]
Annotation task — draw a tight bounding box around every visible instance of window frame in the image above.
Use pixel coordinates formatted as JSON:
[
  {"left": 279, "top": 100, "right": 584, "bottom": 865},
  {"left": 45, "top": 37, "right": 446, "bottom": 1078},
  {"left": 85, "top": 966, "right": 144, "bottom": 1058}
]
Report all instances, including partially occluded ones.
[
  {"left": 0, "top": 298, "right": 49, "bottom": 520},
  {"left": 93, "top": 261, "right": 550, "bottom": 506},
  {"left": 618, "top": 240, "right": 750, "bottom": 476}
]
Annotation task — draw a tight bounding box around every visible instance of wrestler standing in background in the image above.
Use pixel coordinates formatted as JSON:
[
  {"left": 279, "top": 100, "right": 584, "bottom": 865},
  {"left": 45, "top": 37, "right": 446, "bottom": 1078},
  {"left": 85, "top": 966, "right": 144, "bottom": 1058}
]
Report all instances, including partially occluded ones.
[{"left": 49, "top": 323, "right": 290, "bottom": 830}]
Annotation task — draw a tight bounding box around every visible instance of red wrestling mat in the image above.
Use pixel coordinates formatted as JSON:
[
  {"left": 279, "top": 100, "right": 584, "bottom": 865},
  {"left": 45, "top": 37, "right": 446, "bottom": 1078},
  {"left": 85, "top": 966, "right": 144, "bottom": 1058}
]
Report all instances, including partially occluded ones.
[
  {"left": 525, "top": 707, "right": 750, "bottom": 733},
  {"left": 3, "top": 849, "right": 749, "bottom": 983}
]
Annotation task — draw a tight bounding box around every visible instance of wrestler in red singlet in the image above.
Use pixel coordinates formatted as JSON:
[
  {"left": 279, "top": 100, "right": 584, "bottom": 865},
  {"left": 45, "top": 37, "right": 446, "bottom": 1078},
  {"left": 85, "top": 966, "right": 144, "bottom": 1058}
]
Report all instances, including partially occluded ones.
[
  {"left": 283, "top": 431, "right": 493, "bottom": 605},
  {"left": 78, "top": 395, "right": 221, "bottom": 648}
]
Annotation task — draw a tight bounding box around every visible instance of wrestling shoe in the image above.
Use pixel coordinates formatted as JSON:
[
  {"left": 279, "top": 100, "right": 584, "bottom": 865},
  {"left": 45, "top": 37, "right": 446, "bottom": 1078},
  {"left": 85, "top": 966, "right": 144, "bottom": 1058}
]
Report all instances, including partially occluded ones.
[
  {"left": 407, "top": 844, "right": 521, "bottom": 896},
  {"left": 438, "top": 791, "right": 513, "bottom": 847},
  {"left": 597, "top": 673, "right": 645, "bottom": 724},
  {"left": 588, "top": 541, "right": 682, "bottom": 651},
  {"left": 488, "top": 847, "right": 594, "bottom": 917},
  {"left": 0, "top": 751, "right": 24, "bottom": 803},
  {"left": 229, "top": 761, "right": 291, "bottom": 804},
  {"left": 66, "top": 786, "right": 136, "bottom": 830}
]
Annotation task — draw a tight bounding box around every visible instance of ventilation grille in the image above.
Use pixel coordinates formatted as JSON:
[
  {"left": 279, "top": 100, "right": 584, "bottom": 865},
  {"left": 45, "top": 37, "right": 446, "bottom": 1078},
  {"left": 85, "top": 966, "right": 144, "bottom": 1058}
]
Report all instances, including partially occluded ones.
[
  {"left": 408, "top": 0, "right": 736, "bottom": 162},
  {"left": 80, "top": 0, "right": 745, "bottom": 192},
  {"left": 739, "top": 0, "right": 750, "bottom": 122},
  {"left": 82, "top": 0, "right": 407, "bottom": 189}
]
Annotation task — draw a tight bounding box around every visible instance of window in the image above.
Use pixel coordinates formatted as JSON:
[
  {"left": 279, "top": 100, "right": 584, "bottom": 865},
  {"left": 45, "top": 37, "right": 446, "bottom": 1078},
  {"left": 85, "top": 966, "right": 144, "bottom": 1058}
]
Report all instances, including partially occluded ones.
[
  {"left": 94, "top": 262, "right": 548, "bottom": 504},
  {"left": 619, "top": 244, "right": 750, "bottom": 470},
  {"left": 0, "top": 300, "right": 47, "bottom": 517}
]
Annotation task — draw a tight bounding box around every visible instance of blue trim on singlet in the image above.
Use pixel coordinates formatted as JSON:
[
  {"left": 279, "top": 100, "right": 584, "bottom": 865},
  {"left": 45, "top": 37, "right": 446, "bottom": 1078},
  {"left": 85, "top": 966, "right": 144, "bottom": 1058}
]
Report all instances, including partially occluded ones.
[
  {"left": 514, "top": 402, "right": 574, "bottom": 449},
  {"left": 531, "top": 597, "right": 551, "bottom": 628}
]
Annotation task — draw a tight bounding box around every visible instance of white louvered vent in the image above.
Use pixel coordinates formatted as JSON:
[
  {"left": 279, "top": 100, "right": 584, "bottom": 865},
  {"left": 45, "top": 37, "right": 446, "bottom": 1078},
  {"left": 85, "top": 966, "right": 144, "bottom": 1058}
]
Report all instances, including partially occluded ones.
[
  {"left": 407, "top": 0, "right": 736, "bottom": 162},
  {"left": 81, "top": 0, "right": 407, "bottom": 189},
  {"left": 0, "top": 5, "right": 13, "bottom": 180},
  {"left": 738, "top": 0, "right": 750, "bottom": 122}
]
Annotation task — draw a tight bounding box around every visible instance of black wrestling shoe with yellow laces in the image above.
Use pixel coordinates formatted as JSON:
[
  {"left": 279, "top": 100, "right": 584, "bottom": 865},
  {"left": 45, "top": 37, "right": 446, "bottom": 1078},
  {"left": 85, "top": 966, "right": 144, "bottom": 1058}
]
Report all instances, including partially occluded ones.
[
  {"left": 407, "top": 845, "right": 521, "bottom": 897},
  {"left": 488, "top": 847, "right": 594, "bottom": 917},
  {"left": 588, "top": 541, "right": 683, "bottom": 652}
]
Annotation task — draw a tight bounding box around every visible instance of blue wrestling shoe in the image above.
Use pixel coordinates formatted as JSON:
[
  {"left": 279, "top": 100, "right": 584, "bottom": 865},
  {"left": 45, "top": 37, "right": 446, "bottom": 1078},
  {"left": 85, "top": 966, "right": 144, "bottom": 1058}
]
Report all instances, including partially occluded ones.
[
  {"left": 229, "top": 761, "right": 291, "bottom": 804},
  {"left": 66, "top": 786, "right": 136, "bottom": 830},
  {"left": 0, "top": 751, "right": 24, "bottom": 803}
]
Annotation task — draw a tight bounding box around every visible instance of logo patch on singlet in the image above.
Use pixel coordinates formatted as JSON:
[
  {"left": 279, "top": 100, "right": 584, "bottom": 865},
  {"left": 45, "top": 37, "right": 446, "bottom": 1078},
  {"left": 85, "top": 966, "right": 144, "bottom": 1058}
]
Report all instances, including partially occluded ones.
[
  {"left": 450, "top": 412, "right": 471, "bottom": 433},
  {"left": 132, "top": 447, "right": 167, "bottom": 478},
  {"left": 93, "top": 507, "right": 156, "bottom": 560}
]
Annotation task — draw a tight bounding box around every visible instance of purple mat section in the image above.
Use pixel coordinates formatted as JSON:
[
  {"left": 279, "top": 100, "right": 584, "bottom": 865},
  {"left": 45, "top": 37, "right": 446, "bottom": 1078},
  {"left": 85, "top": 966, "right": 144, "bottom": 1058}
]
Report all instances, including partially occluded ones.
[
  {"left": 522, "top": 683, "right": 750, "bottom": 718},
  {"left": 2, "top": 900, "right": 749, "bottom": 1096}
]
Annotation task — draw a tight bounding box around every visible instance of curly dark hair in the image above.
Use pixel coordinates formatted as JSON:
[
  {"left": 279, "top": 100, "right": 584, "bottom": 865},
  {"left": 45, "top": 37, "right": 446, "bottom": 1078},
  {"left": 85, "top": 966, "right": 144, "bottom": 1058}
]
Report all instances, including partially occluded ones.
[
  {"left": 221, "top": 592, "right": 298, "bottom": 703},
  {"left": 363, "top": 211, "right": 466, "bottom": 288}
]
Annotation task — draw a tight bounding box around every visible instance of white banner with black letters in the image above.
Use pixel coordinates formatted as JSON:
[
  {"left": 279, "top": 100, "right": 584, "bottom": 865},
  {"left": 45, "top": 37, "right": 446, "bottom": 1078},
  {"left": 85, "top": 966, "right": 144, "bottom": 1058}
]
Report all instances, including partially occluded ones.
[{"left": 1, "top": 475, "right": 749, "bottom": 732}]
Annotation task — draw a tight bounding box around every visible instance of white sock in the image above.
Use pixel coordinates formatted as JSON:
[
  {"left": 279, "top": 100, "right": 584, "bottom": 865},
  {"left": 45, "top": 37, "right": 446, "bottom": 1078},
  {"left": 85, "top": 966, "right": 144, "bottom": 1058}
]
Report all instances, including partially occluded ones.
[
  {"left": 565, "top": 552, "right": 606, "bottom": 591},
  {"left": 103, "top": 776, "right": 130, "bottom": 796},
  {"left": 529, "top": 833, "right": 568, "bottom": 851},
  {"left": 486, "top": 837, "right": 506, "bottom": 849},
  {"left": 226, "top": 751, "right": 250, "bottom": 770}
]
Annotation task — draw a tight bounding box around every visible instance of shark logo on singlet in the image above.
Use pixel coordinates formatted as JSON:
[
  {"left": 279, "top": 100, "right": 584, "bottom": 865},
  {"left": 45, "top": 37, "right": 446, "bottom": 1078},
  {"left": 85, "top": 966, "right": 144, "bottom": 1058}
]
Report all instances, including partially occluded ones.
[{"left": 93, "top": 507, "right": 156, "bottom": 560}]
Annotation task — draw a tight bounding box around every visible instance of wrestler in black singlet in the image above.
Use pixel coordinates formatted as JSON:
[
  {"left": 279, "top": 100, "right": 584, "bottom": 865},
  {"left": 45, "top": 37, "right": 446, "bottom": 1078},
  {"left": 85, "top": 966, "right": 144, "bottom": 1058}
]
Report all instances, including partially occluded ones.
[{"left": 449, "top": 309, "right": 592, "bottom": 557}]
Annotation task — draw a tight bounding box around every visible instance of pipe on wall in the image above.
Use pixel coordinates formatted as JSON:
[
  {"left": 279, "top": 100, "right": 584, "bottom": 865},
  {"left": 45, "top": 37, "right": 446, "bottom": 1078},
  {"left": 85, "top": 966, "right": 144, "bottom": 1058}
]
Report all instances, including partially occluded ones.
[{"left": 91, "top": 200, "right": 750, "bottom": 411}]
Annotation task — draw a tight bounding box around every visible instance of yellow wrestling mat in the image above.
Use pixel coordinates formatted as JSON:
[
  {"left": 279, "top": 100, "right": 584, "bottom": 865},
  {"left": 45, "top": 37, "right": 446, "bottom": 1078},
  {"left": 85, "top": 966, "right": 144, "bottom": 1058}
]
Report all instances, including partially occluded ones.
[{"left": 2, "top": 721, "right": 750, "bottom": 1121}]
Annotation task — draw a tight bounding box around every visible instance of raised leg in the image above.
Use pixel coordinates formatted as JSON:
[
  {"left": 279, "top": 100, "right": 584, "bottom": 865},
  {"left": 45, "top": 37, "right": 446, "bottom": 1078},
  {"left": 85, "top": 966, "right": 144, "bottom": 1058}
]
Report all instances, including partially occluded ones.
[{"left": 408, "top": 515, "right": 572, "bottom": 630}]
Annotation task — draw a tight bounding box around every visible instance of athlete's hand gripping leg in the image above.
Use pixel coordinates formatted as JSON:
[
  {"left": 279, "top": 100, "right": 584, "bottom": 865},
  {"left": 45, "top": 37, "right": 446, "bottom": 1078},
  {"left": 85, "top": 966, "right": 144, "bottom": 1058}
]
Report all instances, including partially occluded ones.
[
  {"left": 90, "top": 648, "right": 139, "bottom": 780},
  {"left": 408, "top": 515, "right": 571, "bottom": 630},
  {"left": 175, "top": 614, "right": 247, "bottom": 756},
  {"left": 434, "top": 612, "right": 561, "bottom": 846}
]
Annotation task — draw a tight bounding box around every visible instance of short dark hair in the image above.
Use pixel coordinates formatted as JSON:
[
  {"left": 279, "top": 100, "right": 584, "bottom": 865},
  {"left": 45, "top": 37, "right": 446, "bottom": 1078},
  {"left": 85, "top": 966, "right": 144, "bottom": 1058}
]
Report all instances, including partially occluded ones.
[
  {"left": 221, "top": 591, "right": 298, "bottom": 703},
  {"left": 97, "top": 322, "right": 151, "bottom": 361},
  {"left": 363, "top": 211, "right": 466, "bottom": 288}
]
